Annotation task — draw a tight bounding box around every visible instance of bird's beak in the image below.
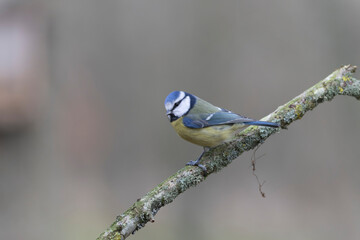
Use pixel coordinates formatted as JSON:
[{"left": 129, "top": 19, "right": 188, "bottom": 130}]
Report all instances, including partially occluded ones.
[{"left": 166, "top": 111, "right": 172, "bottom": 121}]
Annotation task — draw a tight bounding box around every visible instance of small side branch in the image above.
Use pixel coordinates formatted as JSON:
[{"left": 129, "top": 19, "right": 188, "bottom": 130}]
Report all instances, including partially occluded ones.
[
  {"left": 97, "top": 65, "right": 359, "bottom": 240},
  {"left": 251, "top": 145, "right": 266, "bottom": 198}
]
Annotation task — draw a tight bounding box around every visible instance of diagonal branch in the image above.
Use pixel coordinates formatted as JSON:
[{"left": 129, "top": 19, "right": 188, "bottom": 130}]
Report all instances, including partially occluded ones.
[{"left": 97, "top": 65, "right": 359, "bottom": 240}]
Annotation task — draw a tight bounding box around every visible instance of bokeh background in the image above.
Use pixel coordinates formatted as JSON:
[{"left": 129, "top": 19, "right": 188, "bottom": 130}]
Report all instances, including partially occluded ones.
[{"left": 1, "top": 0, "right": 360, "bottom": 239}]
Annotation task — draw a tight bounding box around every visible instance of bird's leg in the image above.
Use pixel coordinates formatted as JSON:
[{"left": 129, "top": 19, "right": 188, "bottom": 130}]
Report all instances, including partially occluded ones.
[{"left": 186, "top": 147, "right": 209, "bottom": 172}]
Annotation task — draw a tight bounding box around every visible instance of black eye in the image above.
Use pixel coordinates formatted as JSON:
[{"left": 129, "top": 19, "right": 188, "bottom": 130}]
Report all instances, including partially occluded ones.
[{"left": 173, "top": 101, "right": 180, "bottom": 109}]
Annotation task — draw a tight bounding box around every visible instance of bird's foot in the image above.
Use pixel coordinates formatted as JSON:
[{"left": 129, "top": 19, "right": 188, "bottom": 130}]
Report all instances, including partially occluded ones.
[{"left": 186, "top": 160, "right": 207, "bottom": 172}]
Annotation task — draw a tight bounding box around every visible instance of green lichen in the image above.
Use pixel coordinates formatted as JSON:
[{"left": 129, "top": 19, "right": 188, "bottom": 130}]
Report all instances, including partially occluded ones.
[
  {"left": 113, "top": 232, "right": 122, "bottom": 240},
  {"left": 342, "top": 75, "right": 350, "bottom": 82}
]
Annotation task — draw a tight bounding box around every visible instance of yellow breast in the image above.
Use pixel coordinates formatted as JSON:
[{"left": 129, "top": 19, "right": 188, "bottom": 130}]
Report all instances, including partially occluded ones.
[{"left": 171, "top": 117, "right": 245, "bottom": 147}]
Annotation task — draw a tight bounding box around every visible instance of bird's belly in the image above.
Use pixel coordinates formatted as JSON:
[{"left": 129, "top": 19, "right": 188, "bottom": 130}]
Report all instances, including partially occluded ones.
[{"left": 171, "top": 119, "right": 244, "bottom": 147}]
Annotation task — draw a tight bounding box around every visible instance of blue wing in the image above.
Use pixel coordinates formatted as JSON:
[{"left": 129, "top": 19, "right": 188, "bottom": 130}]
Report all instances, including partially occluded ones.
[
  {"left": 183, "top": 111, "right": 253, "bottom": 128},
  {"left": 183, "top": 111, "right": 279, "bottom": 129}
]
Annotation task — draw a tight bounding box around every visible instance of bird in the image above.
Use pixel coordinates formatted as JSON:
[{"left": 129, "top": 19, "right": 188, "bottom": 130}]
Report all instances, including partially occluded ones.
[{"left": 164, "top": 91, "right": 280, "bottom": 171}]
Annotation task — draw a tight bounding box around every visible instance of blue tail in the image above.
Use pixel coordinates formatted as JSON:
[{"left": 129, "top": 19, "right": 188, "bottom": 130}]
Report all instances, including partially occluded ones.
[{"left": 244, "top": 121, "right": 280, "bottom": 128}]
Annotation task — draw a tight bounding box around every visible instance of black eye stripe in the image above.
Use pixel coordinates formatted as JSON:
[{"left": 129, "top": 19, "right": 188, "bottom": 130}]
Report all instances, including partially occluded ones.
[
  {"left": 172, "top": 101, "right": 180, "bottom": 109},
  {"left": 171, "top": 95, "right": 186, "bottom": 111}
]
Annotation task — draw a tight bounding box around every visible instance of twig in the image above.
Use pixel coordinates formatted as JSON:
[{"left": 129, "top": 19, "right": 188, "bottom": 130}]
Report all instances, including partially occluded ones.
[
  {"left": 97, "top": 65, "right": 359, "bottom": 240},
  {"left": 251, "top": 144, "right": 266, "bottom": 198}
]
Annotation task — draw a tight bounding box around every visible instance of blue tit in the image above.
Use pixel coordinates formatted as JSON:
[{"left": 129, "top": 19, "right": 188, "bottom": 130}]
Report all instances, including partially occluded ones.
[{"left": 165, "top": 91, "right": 279, "bottom": 171}]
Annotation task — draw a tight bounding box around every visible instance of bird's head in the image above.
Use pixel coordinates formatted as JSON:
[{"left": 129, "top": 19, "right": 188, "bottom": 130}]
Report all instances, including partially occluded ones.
[{"left": 164, "top": 91, "right": 196, "bottom": 122}]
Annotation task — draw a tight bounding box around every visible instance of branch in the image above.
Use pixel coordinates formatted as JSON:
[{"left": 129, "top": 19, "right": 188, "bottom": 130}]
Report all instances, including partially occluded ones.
[{"left": 97, "top": 65, "right": 359, "bottom": 240}]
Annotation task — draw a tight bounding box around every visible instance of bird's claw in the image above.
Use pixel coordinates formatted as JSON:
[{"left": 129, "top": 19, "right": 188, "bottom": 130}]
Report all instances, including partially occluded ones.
[{"left": 186, "top": 160, "right": 207, "bottom": 172}]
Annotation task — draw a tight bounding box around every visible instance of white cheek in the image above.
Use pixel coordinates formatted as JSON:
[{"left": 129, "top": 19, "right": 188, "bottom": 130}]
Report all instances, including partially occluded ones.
[{"left": 173, "top": 96, "right": 190, "bottom": 117}]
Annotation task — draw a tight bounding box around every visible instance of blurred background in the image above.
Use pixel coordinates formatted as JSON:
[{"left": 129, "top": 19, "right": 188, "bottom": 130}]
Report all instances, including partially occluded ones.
[{"left": 0, "top": 0, "right": 360, "bottom": 239}]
